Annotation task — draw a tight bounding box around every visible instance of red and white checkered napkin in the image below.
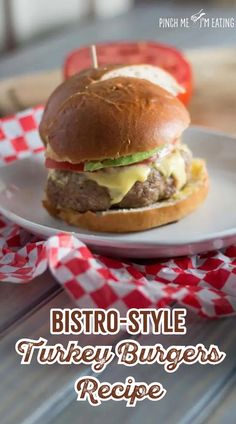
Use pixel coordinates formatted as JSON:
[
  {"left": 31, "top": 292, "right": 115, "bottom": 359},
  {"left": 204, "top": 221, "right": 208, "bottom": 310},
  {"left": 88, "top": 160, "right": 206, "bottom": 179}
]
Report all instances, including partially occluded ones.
[{"left": 0, "top": 107, "right": 236, "bottom": 318}]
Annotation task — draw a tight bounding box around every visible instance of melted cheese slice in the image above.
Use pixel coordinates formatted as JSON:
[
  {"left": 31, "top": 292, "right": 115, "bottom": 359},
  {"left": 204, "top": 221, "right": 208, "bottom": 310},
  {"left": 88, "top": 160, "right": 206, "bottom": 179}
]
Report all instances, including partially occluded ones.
[
  {"left": 85, "top": 165, "right": 150, "bottom": 204},
  {"left": 155, "top": 149, "right": 187, "bottom": 189},
  {"left": 100, "top": 64, "right": 185, "bottom": 96},
  {"left": 85, "top": 148, "right": 188, "bottom": 204}
]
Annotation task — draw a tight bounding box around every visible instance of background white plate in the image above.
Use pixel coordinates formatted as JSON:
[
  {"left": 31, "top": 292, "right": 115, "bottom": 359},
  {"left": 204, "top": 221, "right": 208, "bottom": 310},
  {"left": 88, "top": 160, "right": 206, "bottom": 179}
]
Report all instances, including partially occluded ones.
[{"left": 0, "top": 127, "right": 235, "bottom": 258}]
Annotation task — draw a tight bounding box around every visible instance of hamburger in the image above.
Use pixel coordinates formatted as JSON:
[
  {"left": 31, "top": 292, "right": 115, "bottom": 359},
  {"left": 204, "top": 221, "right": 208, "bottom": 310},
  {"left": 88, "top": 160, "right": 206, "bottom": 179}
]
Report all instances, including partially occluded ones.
[{"left": 39, "top": 64, "right": 208, "bottom": 233}]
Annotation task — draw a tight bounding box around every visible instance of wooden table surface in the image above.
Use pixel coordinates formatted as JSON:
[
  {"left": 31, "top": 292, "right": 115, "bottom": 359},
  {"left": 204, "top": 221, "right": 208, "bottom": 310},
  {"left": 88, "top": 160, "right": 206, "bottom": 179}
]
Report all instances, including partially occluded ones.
[{"left": 0, "top": 4, "right": 236, "bottom": 424}]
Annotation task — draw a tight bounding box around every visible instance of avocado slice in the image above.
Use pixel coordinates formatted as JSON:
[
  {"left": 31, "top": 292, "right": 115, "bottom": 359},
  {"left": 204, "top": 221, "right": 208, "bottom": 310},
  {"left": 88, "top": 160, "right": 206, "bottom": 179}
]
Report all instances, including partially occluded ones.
[{"left": 85, "top": 145, "right": 165, "bottom": 171}]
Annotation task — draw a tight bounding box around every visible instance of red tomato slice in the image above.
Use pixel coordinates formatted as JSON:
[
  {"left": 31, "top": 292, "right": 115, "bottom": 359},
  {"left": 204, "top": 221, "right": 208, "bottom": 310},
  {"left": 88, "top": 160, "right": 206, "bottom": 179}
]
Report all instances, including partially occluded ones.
[
  {"left": 45, "top": 158, "right": 84, "bottom": 172},
  {"left": 63, "top": 41, "right": 193, "bottom": 104},
  {"left": 46, "top": 156, "right": 158, "bottom": 172}
]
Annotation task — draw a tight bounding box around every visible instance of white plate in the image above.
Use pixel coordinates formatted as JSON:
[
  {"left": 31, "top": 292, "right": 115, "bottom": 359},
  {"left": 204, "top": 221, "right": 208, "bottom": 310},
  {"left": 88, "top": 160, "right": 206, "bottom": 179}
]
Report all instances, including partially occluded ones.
[{"left": 0, "top": 127, "right": 236, "bottom": 258}]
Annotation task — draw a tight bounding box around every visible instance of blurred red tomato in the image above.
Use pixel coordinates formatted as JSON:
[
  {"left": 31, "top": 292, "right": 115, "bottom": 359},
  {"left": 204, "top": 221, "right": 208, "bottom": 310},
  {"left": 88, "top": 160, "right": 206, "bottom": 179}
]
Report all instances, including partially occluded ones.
[{"left": 64, "top": 41, "right": 193, "bottom": 105}]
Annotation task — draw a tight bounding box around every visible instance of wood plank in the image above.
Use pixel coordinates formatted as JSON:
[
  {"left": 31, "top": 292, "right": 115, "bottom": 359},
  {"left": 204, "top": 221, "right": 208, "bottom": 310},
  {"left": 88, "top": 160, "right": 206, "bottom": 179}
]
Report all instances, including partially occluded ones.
[
  {"left": 206, "top": 381, "right": 236, "bottom": 424},
  {"left": 0, "top": 271, "right": 59, "bottom": 336},
  {"left": 0, "top": 297, "right": 235, "bottom": 424},
  {"left": 48, "top": 312, "right": 236, "bottom": 424},
  {"left": 186, "top": 48, "right": 236, "bottom": 135},
  {"left": 0, "top": 70, "right": 61, "bottom": 115},
  {"left": 0, "top": 290, "right": 125, "bottom": 424}
]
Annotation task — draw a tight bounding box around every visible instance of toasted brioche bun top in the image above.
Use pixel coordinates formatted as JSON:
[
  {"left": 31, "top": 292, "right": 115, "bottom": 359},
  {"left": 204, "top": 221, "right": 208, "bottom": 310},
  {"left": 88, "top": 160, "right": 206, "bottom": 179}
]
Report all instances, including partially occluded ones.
[{"left": 39, "top": 66, "right": 190, "bottom": 163}]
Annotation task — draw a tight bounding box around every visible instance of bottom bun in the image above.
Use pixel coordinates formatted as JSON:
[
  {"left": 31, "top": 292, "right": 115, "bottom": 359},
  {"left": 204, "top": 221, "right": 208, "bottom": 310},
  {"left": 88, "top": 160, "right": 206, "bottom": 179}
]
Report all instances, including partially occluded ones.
[{"left": 43, "top": 160, "right": 209, "bottom": 233}]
